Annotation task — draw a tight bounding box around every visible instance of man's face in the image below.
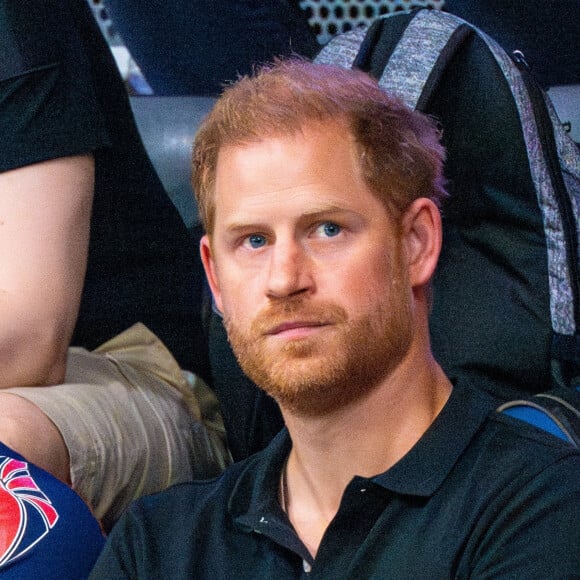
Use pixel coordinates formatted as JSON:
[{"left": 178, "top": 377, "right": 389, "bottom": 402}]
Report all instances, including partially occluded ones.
[{"left": 201, "top": 122, "right": 416, "bottom": 417}]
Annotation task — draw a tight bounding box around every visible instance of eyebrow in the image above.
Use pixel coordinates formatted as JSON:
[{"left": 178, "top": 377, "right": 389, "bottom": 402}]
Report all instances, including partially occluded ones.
[{"left": 222, "top": 205, "right": 359, "bottom": 236}]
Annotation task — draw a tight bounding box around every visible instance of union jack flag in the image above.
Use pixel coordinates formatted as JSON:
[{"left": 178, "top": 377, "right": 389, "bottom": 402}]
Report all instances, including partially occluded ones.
[{"left": 0, "top": 455, "right": 59, "bottom": 568}]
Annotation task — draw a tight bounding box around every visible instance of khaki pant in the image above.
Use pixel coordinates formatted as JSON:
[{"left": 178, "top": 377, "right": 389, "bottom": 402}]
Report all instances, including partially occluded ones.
[{"left": 5, "top": 323, "right": 231, "bottom": 531}]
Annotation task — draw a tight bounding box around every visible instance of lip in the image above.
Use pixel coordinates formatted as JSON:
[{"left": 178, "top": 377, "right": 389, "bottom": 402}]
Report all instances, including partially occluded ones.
[{"left": 265, "top": 320, "right": 331, "bottom": 337}]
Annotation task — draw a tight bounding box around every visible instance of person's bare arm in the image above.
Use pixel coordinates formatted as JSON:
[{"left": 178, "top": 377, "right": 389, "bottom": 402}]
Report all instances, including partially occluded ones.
[{"left": 0, "top": 154, "right": 94, "bottom": 387}]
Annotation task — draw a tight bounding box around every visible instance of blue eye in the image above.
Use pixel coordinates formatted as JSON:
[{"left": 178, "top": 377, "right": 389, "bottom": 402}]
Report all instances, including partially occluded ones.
[
  {"left": 247, "top": 234, "right": 266, "bottom": 249},
  {"left": 319, "top": 222, "right": 341, "bottom": 237}
]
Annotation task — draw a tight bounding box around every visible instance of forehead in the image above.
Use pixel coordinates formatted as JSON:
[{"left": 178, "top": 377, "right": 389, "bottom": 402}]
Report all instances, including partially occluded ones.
[{"left": 212, "top": 122, "right": 387, "bottom": 226}]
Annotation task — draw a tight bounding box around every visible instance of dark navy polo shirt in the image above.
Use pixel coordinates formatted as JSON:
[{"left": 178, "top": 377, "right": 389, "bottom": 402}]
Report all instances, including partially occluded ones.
[{"left": 92, "top": 383, "right": 580, "bottom": 578}]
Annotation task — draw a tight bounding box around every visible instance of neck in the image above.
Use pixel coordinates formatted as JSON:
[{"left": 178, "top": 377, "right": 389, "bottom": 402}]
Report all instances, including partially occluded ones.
[{"left": 280, "top": 353, "right": 451, "bottom": 557}]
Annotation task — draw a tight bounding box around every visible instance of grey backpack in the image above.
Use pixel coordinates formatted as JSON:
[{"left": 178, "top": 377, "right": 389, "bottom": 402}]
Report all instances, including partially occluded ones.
[{"left": 315, "top": 8, "right": 580, "bottom": 443}]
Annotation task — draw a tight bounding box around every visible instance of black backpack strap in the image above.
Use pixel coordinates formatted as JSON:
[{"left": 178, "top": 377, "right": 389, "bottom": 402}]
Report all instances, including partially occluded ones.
[
  {"left": 315, "top": 9, "right": 473, "bottom": 112},
  {"left": 371, "top": 10, "right": 473, "bottom": 111},
  {"left": 315, "top": 9, "right": 580, "bottom": 393},
  {"left": 351, "top": 12, "right": 414, "bottom": 79}
]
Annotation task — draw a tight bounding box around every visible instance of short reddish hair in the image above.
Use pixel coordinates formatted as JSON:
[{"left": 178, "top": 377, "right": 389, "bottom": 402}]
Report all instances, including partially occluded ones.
[{"left": 192, "top": 58, "right": 447, "bottom": 234}]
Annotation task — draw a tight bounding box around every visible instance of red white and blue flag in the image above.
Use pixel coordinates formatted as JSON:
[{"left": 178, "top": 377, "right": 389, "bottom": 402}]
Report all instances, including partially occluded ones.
[{"left": 0, "top": 455, "right": 59, "bottom": 568}]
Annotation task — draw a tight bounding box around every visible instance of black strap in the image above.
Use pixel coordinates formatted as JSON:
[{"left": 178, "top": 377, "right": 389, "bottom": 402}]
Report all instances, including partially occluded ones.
[
  {"left": 353, "top": 10, "right": 474, "bottom": 111},
  {"left": 352, "top": 12, "right": 414, "bottom": 78}
]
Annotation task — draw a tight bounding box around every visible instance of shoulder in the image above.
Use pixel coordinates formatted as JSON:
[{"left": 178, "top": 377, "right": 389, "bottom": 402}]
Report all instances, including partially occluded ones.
[
  {"left": 452, "top": 412, "right": 580, "bottom": 576},
  {"left": 106, "top": 430, "right": 289, "bottom": 547},
  {"left": 479, "top": 409, "right": 579, "bottom": 468},
  {"left": 92, "top": 433, "right": 291, "bottom": 577},
  {"left": 126, "top": 459, "right": 251, "bottom": 531},
  {"left": 96, "top": 458, "right": 259, "bottom": 576},
  {"left": 436, "top": 384, "right": 580, "bottom": 521},
  {"left": 459, "top": 408, "right": 580, "bottom": 518},
  {"left": 449, "top": 383, "right": 580, "bottom": 477}
]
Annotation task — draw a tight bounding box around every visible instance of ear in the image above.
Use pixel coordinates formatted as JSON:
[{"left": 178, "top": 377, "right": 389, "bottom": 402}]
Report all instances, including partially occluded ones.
[
  {"left": 401, "top": 198, "right": 442, "bottom": 288},
  {"left": 200, "top": 234, "right": 224, "bottom": 314}
]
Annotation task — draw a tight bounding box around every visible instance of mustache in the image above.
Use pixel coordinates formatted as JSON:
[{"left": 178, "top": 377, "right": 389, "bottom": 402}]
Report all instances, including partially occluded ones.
[{"left": 250, "top": 299, "right": 348, "bottom": 336}]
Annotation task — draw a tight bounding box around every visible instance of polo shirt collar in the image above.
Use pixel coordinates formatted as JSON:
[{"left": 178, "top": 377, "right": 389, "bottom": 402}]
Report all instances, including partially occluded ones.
[
  {"left": 372, "top": 384, "right": 494, "bottom": 496},
  {"left": 228, "top": 428, "right": 291, "bottom": 524},
  {"left": 229, "top": 429, "right": 305, "bottom": 556},
  {"left": 229, "top": 383, "right": 494, "bottom": 527}
]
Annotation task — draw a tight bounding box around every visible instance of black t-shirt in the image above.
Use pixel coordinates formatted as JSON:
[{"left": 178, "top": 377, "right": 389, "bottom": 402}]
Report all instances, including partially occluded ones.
[
  {"left": 0, "top": 0, "right": 209, "bottom": 377},
  {"left": 92, "top": 383, "right": 580, "bottom": 578}
]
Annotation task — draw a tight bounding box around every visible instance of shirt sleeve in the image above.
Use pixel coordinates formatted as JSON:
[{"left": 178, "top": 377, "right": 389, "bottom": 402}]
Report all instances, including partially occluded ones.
[{"left": 0, "top": 0, "right": 110, "bottom": 173}]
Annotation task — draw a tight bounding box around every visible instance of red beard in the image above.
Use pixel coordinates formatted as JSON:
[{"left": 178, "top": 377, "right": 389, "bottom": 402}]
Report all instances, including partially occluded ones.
[{"left": 225, "top": 284, "right": 414, "bottom": 417}]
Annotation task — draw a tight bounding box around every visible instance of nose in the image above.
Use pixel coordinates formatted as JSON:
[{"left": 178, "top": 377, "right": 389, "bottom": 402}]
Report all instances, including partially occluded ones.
[{"left": 266, "top": 238, "right": 312, "bottom": 299}]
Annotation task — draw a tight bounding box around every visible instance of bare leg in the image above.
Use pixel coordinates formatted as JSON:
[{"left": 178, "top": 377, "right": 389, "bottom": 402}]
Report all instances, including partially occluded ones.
[{"left": 0, "top": 392, "right": 70, "bottom": 485}]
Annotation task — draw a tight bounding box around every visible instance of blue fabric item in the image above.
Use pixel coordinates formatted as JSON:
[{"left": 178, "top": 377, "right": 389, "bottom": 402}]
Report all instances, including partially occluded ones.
[
  {"left": 0, "top": 443, "right": 104, "bottom": 579},
  {"left": 502, "top": 406, "right": 571, "bottom": 442}
]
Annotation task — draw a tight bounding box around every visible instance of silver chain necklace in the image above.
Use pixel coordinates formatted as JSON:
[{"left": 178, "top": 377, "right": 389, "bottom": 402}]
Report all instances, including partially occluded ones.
[{"left": 279, "top": 458, "right": 289, "bottom": 514}]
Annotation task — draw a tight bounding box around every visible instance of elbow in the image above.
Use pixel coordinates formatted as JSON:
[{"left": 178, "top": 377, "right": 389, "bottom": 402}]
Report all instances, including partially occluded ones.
[
  {"left": 39, "top": 347, "right": 68, "bottom": 386},
  {"left": 0, "top": 329, "right": 70, "bottom": 388}
]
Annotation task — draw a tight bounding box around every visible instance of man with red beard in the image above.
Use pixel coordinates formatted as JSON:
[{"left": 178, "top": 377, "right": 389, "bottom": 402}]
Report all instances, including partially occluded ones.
[{"left": 91, "top": 59, "right": 580, "bottom": 578}]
